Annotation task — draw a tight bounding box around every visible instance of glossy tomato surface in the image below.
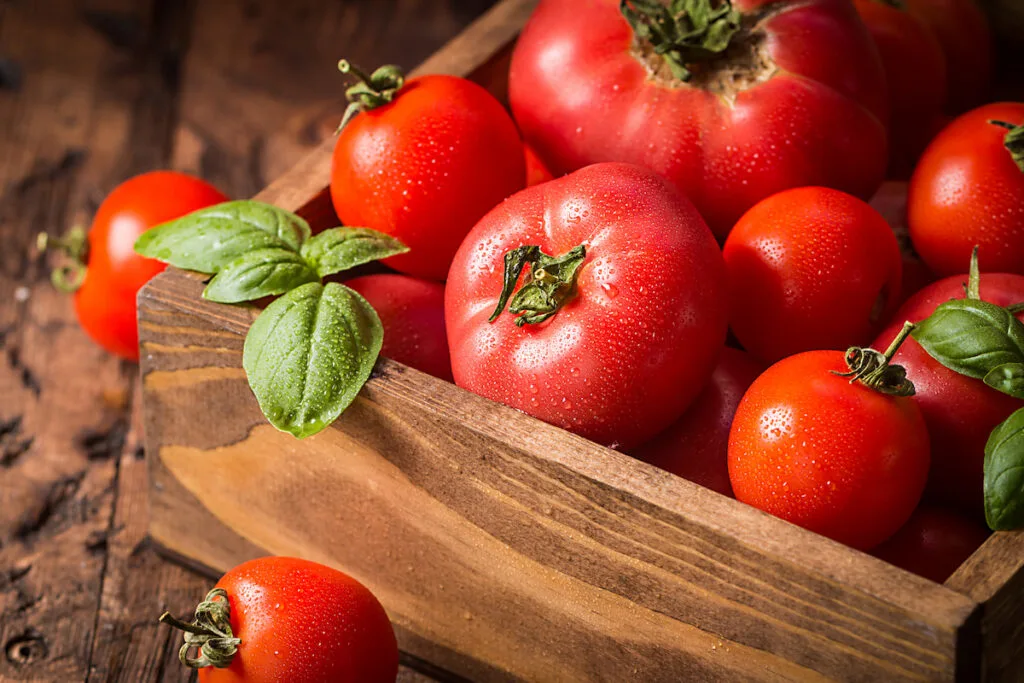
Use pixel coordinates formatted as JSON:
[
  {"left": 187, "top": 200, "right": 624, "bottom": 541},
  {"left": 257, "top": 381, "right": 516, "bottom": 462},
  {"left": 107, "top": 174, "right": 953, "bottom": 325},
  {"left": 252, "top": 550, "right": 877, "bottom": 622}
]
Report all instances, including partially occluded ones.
[
  {"left": 729, "top": 350, "right": 930, "bottom": 550},
  {"left": 908, "top": 103, "right": 1024, "bottom": 276},
  {"left": 199, "top": 557, "right": 397, "bottom": 683},
  {"left": 76, "top": 171, "right": 227, "bottom": 360},
  {"left": 446, "top": 162, "right": 728, "bottom": 449},
  {"left": 331, "top": 75, "right": 525, "bottom": 281},
  {"left": 871, "top": 505, "right": 989, "bottom": 582},
  {"left": 509, "top": 0, "right": 888, "bottom": 238},
  {"left": 345, "top": 274, "right": 452, "bottom": 382},
  {"left": 724, "top": 187, "right": 903, "bottom": 363},
  {"left": 873, "top": 272, "right": 1024, "bottom": 514},
  {"left": 632, "top": 348, "right": 764, "bottom": 497}
]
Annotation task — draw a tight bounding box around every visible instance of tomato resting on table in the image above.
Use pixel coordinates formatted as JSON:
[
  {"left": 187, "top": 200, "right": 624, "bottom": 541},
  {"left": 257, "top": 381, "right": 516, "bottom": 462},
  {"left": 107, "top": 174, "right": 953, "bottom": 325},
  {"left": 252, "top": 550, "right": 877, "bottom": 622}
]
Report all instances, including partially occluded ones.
[
  {"left": 871, "top": 505, "right": 989, "bottom": 583},
  {"left": 330, "top": 63, "right": 525, "bottom": 281},
  {"left": 724, "top": 187, "right": 903, "bottom": 364},
  {"left": 38, "top": 171, "right": 227, "bottom": 361},
  {"left": 446, "top": 162, "right": 728, "bottom": 450},
  {"left": 908, "top": 103, "right": 1024, "bottom": 277},
  {"left": 161, "top": 556, "right": 398, "bottom": 683},
  {"left": 509, "top": 0, "right": 888, "bottom": 239}
]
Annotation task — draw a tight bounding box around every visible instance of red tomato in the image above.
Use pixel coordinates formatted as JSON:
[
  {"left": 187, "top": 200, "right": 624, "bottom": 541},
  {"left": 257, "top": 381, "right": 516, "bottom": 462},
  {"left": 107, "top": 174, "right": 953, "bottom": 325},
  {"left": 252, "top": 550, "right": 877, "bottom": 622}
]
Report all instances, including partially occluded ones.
[
  {"left": 873, "top": 271, "right": 1024, "bottom": 514},
  {"left": 908, "top": 103, "right": 1024, "bottom": 277},
  {"left": 44, "top": 171, "right": 227, "bottom": 361},
  {"left": 508, "top": 0, "right": 888, "bottom": 239},
  {"left": 345, "top": 274, "right": 452, "bottom": 382},
  {"left": 728, "top": 346, "right": 930, "bottom": 550},
  {"left": 868, "top": 181, "right": 937, "bottom": 305},
  {"left": 853, "top": 0, "right": 947, "bottom": 179},
  {"left": 164, "top": 557, "right": 397, "bottom": 683},
  {"left": 871, "top": 506, "right": 989, "bottom": 582},
  {"left": 525, "top": 143, "right": 555, "bottom": 187},
  {"left": 446, "top": 162, "right": 728, "bottom": 449},
  {"left": 330, "top": 67, "right": 525, "bottom": 281},
  {"left": 904, "top": 0, "right": 993, "bottom": 113},
  {"left": 632, "top": 348, "right": 764, "bottom": 497},
  {"left": 724, "top": 187, "right": 903, "bottom": 364}
]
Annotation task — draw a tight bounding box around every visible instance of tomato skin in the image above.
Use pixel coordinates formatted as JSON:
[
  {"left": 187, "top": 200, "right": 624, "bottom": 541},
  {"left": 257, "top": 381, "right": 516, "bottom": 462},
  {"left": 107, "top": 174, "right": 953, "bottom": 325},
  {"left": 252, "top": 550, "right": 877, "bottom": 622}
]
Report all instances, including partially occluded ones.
[
  {"left": 871, "top": 506, "right": 989, "bottom": 582},
  {"left": 724, "top": 187, "right": 903, "bottom": 364},
  {"left": 446, "top": 162, "right": 728, "bottom": 450},
  {"left": 729, "top": 351, "right": 930, "bottom": 550},
  {"left": 853, "top": 0, "right": 947, "bottom": 179},
  {"left": 75, "top": 171, "right": 227, "bottom": 360},
  {"left": 524, "top": 143, "right": 555, "bottom": 187},
  {"left": 873, "top": 273, "right": 1024, "bottom": 514},
  {"left": 198, "top": 557, "right": 397, "bottom": 683},
  {"left": 908, "top": 103, "right": 1024, "bottom": 277},
  {"left": 508, "top": 0, "right": 888, "bottom": 239},
  {"left": 632, "top": 348, "right": 764, "bottom": 497},
  {"left": 345, "top": 274, "right": 452, "bottom": 382},
  {"left": 330, "top": 75, "right": 525, "bottom": 281}
]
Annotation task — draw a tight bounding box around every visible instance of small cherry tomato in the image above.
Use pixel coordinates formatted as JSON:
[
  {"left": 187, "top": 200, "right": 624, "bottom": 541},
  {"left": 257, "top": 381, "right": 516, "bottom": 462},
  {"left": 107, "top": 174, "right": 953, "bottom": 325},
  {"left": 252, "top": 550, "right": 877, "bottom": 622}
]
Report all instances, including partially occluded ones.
[
  {"left": 161, "top": 556, "right": 398, "bottom": 683},
  {"left": 632, "top": 348, "right": 764, "bottom": 497},
  {"left": 728, "top": 332, "right": 930, "bottom": 550},
  {"left": 525, "top": 143, "right": 555, "bottom": 187},
  {"left": 345, "top": 274, "right": 452, "bottom": 382},
  {"left": 908, "top": 103, "right": 1024, "bottom": 276},
  {"left": 724, "top": 186, "right": 903, "bottom": 364},
  {"left": 330, "top": 63, "right": 525, "bottom": 281},
  {"left": 871, "top": 505, "right": 989, "bottom": 582}
]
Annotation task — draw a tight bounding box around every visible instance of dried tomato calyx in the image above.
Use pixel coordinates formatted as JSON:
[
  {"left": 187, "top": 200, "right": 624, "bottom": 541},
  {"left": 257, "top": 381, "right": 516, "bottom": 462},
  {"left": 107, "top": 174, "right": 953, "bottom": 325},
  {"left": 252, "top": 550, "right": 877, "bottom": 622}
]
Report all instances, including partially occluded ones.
[
  {"left": 990, "top": 120, "right": 1024, "bottom": 172},
  {"left": 489, "top": 244, "right": 588, "bottom": 327},
  {"left": 833, "top": 321, "right": 917, "bottom": 396},
  {"left": 159, "top": 588, "right": 241, "bottom": 669},
  {"left": 336, "top": 60, "right": 405, "bottom": 131}
]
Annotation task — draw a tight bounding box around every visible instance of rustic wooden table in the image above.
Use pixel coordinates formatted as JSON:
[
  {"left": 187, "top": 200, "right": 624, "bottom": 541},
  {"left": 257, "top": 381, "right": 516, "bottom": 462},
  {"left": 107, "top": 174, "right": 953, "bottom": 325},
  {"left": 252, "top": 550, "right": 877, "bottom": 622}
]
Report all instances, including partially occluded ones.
[{"left": 0, "top": 1, "right": 493, "bottom": 680}]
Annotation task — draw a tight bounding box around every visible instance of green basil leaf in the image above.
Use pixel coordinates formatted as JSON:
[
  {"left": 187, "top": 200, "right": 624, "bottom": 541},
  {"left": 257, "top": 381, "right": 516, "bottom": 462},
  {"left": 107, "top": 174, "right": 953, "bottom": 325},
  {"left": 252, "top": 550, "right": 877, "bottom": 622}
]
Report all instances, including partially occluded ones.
[
  {"left": 912, "top": 299, "right": 1024, "bottom": 380},
  {"left": 300, "top": 227, "right": 408, "bottom": 278},
  {"left": 985, "top": 363, "right": 1024, "bottom": 400},
  {"left": 242, "top": 282, "right": 382, "bottom": 439},
  {"left": 985, "top": 407, "right": 1024, "bottom": 530},
  {"left": 202, "top": 248, "right": 319, "bottom": 304},
  {"left": 135, "top": 201, "right": 312, "bottom": 273}
]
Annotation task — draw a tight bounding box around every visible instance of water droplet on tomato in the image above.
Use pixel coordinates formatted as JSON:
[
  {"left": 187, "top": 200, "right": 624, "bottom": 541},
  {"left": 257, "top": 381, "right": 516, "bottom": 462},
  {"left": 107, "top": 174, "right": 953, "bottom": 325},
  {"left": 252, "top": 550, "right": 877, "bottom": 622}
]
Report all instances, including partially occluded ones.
[{"left": 601, "top": 283, "right": 618, "bottom": 298}]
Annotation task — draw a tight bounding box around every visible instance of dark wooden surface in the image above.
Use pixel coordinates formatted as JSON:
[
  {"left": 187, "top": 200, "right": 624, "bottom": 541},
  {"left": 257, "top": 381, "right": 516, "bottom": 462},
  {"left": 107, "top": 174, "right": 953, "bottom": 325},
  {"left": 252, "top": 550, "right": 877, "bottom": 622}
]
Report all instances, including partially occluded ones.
[{"left": 0, "top": 1, "right": 494, "bottom": 681}]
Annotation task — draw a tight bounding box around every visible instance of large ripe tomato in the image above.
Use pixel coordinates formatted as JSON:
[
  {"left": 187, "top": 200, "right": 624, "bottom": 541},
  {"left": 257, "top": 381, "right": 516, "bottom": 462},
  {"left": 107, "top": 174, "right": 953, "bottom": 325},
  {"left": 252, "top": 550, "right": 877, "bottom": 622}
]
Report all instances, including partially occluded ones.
[
  {"left": 446, "top": 162, "right": 728, "bottom": 450},
  {"left": 330, "top": 64, "right": 525, "bottom": 281},
  {"left": 345, "top": 274, "right": 452, "bottom": 382},
  {"left": 724, "top": 187, "right": 903, "bottom": 363},
  {"left": 162, "top": 557, "right": 398, "bottom": 683},
  {"left": 873, "top": 270, "right": 1024, "bottom": 514},
  {"left": 904, "top": 0, "right": 993, "bottom": 113},
  {"left": 871, "top": 505, "right": 989, "bottom": 582},
  {"left": 508, "top": 0, "right": 888, "bottom": 239},
  {"left": 41, "top": 171, "right": 227, "bottom": 361},
  {"left": 853, "top": 0, "right": 947, "bottom": 179},
  {"left": 908, "top": 103, "right": 1024, "bottom": 277},
  {"left": 729, "top": 343, "right": 930, "bottom": 550},
  {"left": 632, "top": 348, "right": 764, "bottom": 497}
]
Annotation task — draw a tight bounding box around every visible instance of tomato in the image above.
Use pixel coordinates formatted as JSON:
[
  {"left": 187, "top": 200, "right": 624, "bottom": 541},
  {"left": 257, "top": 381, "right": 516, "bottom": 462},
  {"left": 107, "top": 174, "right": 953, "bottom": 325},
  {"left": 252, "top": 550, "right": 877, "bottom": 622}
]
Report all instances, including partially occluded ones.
[
  {"left": 724, "top": 187, "right": 903, "bottom": 364},
  {"left": 162, "top": 557, "right": 398, "bottom": 683},
  {"left": 871, "top": 505, "right": 989, "bottom": 582},
  {"left": 446, "top": 162, "right": 727, "bottom": 449},
  {"left": 908, "top": 103, "right": 1024, "bottom": 277},
  {"left": 632, "top": 348, "right": 764, "bottom": 497},
  {"left": 345, "top": 274, "right": 452, "bottom": 382},
  {"left": 728, "top": 341, "right": 930, "bottom": 550},
  {"left": 904, "top": 0, "right": 993, "bottom": 114},
  {"left": 508, "top": 0, "right": 888, "bottom": 239},
  {"left": 330, "top": 64, "right": 525, "bottom": 281},
  {"left": 873, "top": 271, "right": 1024, "bottom": 514},
  {"left": 525, "top": 143, "right": 555, "bottom": 187},
  {"left": 853, "top": 0, "right": 947, "bottom": 179},
  {"left": 868, "top": 181, "right": 937, "bottom": 305},
  {"left": 40, "top": 171, "right": 227, "bottom": 361}
]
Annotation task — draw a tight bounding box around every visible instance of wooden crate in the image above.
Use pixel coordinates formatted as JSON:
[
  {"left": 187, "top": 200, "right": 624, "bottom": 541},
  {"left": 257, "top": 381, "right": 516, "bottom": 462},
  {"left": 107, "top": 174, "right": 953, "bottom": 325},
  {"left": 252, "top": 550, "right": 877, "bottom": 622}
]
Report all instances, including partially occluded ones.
[{"left": 138, "top": 0, "right": 1024, "bottom": 680}]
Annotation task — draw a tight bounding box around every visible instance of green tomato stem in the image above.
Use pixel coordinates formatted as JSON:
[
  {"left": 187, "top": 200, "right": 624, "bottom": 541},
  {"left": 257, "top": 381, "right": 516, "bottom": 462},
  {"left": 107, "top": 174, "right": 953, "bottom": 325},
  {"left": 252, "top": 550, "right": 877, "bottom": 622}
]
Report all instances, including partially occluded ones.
[{"left": 159, "top": 587, "right": 241, "bottom": 670}]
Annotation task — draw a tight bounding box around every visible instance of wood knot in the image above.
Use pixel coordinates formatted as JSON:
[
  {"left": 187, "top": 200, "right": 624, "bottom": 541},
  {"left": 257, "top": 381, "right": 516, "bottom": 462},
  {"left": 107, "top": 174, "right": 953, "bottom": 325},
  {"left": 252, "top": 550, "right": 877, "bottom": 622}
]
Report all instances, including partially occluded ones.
[{"left": 5, "top": 631, "right": 48, "bottom": 666}]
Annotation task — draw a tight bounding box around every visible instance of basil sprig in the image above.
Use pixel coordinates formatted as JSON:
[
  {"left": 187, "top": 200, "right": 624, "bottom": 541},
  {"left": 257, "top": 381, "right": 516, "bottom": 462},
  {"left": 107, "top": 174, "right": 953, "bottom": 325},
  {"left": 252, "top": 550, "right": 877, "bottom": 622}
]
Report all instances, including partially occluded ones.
[
  {"left": 985, "top": 408, "right": 1024, "bottom": 530},
  {"left": 136, "top": 200, "right": 407, "bottom": 438}
]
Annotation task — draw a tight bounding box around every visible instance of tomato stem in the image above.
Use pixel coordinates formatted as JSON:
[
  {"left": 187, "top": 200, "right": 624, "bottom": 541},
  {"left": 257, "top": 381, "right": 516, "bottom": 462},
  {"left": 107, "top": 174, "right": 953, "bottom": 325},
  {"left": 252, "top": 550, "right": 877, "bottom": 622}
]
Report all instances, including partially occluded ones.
[
  {"left": 159, "top": 587, "right": 241, "bottom": 670},
  {"left": 336, "top": 60, "right": 405, "bottom": 131},
  {"left": 489, "top": 244, "right": 588, "bottom": 327},
  {"left": 989, "top": 120, "right": 1024, "bottom": 172},
  {"left": 833, "top": 321, "right": 917, "bottom": 396},
  {"left": 36, "top": 227, "right": 88, "bottom": 293},
  {"left": 966, "top": 246, "right": 981, "bottom": 301}
]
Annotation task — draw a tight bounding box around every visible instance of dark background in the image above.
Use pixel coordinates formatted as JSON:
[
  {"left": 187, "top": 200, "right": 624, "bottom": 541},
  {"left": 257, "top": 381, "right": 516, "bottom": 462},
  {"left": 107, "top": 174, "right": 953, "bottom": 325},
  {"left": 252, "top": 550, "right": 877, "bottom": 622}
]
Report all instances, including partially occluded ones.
[{"left": 0, "top": 1, "right": 495, "bottom": 681}]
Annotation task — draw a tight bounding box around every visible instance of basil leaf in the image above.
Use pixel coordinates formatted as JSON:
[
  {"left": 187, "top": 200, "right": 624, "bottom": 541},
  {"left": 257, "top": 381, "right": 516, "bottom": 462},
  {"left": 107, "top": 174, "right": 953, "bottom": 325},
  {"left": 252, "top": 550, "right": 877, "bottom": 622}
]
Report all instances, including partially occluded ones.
[
  {"left": 203, "top": 248, "right": 319, "bottom": 303},
  {"left": 242, "top": 282, "right": 382, "bottom": 438},
  {"left": 985, "top": 363, "right": 1024, "bottom": 400},
  {"left": 985, "top": 407, "right": 1024, "bottom": 530},
  {"left": 135, "top": 201, "right": 312, "bottom": 273},
  {"left": 300, "top": 227, "right": 408, "bottom": 278},
  {"left": 913, "top": 299, "right": 1024, "bottom": 380}
]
